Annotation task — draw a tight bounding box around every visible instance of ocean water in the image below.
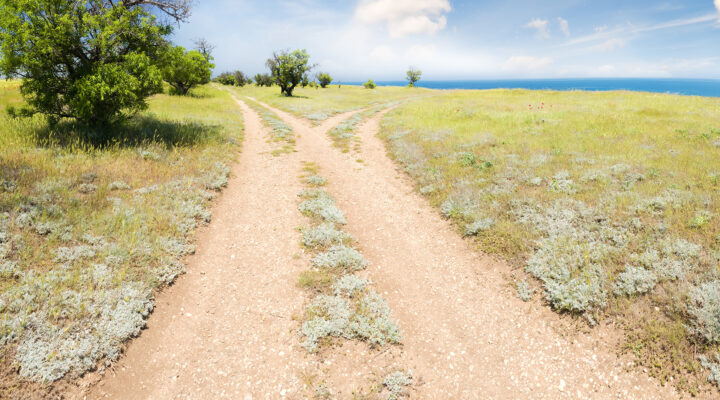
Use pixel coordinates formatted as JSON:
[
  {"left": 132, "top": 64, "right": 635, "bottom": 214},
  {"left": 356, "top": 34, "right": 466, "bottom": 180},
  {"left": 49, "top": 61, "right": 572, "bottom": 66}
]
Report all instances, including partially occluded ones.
[{"left": 346, "top": 78, "right": 720, "bottom": 98}]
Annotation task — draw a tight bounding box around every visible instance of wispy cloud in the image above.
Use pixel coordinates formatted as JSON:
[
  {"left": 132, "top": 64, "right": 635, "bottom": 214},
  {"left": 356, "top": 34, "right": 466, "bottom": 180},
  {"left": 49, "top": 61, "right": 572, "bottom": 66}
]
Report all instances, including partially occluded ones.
[
  {"left": 589, "top": 38, "right": 626, "bottom": 52},
  {"left": 355, "top": 0, "right": 451, "bottom": 38},
  {"left": 561, "top": 13, "right": 717, "bottom": 48},
  {"left": 557, "top": 17, "right": 570, "bottom": 37},
  {"left": 525, "top": 19, "right": 550, "bottom": 39}
]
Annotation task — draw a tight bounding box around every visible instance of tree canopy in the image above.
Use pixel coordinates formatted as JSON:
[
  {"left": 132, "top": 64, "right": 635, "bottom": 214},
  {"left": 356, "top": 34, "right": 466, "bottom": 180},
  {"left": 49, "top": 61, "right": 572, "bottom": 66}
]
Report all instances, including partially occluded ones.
[
  {"left": 266, "top": 49, "right": 313, "bottom": 96},
  {"left": 162, "top": 46, "right": 214, "bottom": 95},
  {"left": 0, "top": 0, "right": 189, "bottom": 126},
  {"left": 406, "top": 67, "right": 422, "bottom": 87},
  {"left": 317, "top": 73, "right": 333, "bottom": 88}
]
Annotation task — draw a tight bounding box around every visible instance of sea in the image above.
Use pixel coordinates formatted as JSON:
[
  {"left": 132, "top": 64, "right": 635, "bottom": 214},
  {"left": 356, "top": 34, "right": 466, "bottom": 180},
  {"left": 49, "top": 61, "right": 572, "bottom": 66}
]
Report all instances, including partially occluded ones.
[{"left": 344, "top": 78, "right": 720, "bottom": 98}]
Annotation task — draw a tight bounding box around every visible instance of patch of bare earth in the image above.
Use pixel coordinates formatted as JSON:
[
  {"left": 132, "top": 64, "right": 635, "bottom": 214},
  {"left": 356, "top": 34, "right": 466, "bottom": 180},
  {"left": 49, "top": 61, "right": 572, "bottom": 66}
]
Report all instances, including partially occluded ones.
[{"left": 74, "top": 97, "right": 688, "bottom": 399}]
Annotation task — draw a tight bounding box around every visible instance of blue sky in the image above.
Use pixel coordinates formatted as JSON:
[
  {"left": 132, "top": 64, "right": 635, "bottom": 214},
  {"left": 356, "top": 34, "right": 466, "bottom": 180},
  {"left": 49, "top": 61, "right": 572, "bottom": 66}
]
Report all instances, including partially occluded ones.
[{"left": 170, "top": 0, "right": 720, "bottom": 80}]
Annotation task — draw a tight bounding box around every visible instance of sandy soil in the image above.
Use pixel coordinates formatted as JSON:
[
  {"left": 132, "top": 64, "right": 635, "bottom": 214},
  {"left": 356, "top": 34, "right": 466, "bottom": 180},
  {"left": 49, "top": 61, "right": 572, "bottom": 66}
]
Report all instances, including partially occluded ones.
[{"left": 76, "top": 97, "right": 691, "bottom": 399}]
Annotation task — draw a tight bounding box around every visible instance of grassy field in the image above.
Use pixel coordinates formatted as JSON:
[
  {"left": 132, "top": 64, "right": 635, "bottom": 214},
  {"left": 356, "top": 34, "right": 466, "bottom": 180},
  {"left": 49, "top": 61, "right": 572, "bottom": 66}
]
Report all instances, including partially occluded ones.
[
  {"left": 233, "top": 85, "right": 427, "bottom": 124},
  {"left": 0, "top": 81, "right": 243, "bottom": 392},
  {"left": 379, "top": 88, "right": 720, "bottom": 393}
]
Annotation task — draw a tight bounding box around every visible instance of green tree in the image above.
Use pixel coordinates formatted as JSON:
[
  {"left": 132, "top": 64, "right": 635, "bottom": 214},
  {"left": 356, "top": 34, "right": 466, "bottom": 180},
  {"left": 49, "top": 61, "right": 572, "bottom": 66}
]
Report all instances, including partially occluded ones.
[
  {"left": 406, "top": 67, "right": 422, "bottom": 87},
  {"left": 215, "top": 72, "right": 237, "bottom": 86},
  {"left": 266, "top": 49, "right": 314, "bottom": 96},
  {"left": 162, "top": 46, "right": 213, "bottom": 95},
  {"left": 233, "top": 71, "right": 250, "bottom": 86},
  {"left": 0, "top": 0, "right": 189, "bottom": 127},
  {"left": 317, "top": 72, "right": 332, "bottom": 88},
  {"left": 363, "top": 79, "right": 376, "bottom": 89}
]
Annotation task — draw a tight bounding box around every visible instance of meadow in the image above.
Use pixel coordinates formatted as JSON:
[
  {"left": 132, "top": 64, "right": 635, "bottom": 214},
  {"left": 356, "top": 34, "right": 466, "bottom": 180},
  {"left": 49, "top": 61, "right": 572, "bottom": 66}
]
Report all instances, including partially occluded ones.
[
  {"left": 0, "top": 81, "right": 243, "bottom": 393},
  {"left": 234, "top": 85, "right": 426, "bottom": 124},
  {"left": 378, "top": 89, "right": 720, "bottom": 393}
]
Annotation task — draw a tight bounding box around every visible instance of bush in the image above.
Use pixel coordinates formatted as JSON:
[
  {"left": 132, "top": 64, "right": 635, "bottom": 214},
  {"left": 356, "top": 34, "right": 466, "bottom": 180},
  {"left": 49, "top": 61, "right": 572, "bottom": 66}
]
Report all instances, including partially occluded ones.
[
  {"left": 613, "top": 266, "right": 657, "bottom": 296},
  {"left": 700, "top": 353, "right": 720, "bottom": 389},
  {"left": 301, "top": 223, "right": 353, "bottom": 248},
  {"left": 0, "top": 0, "right": 186, "bottom": 126},
  {"left": 384, "top": 370, "right": 413, "bottom": 400},
  {"left": 162, "top": 46, "right": 214, "bottom": 95},
  {"left": 363, "top": 79, "right": 377, "bottom": 89},
  {"left": 317, "top": 72, "right": 332, "bottom": 88}
]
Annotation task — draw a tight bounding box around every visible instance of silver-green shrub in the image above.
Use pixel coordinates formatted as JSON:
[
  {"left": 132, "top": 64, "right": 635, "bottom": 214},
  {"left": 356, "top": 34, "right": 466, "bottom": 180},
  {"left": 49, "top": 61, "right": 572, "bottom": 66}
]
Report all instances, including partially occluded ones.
[
  {"left": 464, "top": 218, "right": 494, "bottom": 236},
  {"left": 700, "top": 353, "right": 720, "bottom": 389},
  {"left": 306, "top": 175, "right": 327, "bottom": 186},
  {"left": 109, "top": 181, "right": 131, "bottom": 191},
  {"left": 298, "top": 193, "right": 346, "bottom": 224},
  {"left": 687, "top": 280, "right": 720, "bottom": 343},
  {"left": 332, "top": 275, "right": 368, "bottom": 297},
  {"left": 312, "top": 245, "right": 368, "bottom": 271},
  {"left": 383, "top": 370, "right": 413, "bottom": 400},
  {"left": 301, "top": 222, "right": 353, "bottom": 248},
  {"left": 613, "top": 266, "right": 657, "bottom": 296},
  {"left": 516, "top": 279, "right": 534, "bottom": 301}
]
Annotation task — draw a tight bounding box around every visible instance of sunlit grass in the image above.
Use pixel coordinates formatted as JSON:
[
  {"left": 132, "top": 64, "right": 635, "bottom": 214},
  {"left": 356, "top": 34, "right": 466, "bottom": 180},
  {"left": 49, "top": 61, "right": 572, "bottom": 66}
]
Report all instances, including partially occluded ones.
[
  {"left": 0, "top": 81, "right": 243, "bottom": 387},
  {"left": 379, "top": 88, "right": 720, "bottom": 393}
]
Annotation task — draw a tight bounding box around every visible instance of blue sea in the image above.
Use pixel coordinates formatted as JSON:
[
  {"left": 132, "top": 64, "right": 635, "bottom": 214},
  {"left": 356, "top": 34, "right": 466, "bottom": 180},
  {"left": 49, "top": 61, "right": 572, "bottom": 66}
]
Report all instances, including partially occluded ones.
[{"left": 345, "top": 78, "right": 720, "bottom": 98}]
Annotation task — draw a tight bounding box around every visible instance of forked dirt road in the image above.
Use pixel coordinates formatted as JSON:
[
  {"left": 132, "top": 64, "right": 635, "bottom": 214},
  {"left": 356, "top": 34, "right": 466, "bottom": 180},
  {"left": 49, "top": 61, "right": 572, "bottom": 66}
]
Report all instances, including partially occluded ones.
[{"left": 82, "top": 97, "right": 682, "bottom": 399}]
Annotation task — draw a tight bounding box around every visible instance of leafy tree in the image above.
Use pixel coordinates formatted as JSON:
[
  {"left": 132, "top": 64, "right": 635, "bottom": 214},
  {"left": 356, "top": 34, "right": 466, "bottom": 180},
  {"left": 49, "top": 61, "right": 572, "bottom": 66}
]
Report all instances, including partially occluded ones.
[
  {"left": 162, "top": 46, "right": 214, "bottom": 95},
  {"left": 215, "top": 72, "right": 237, "bottom": 86},
  {"left": 266, "top": 49, "right": 314, "bottom": 96},
  {"left": 0, "top": 0, "right": 190, "bottom": 127},
  {"left": 194, "top": 38, "right": 215, "bottom": 62},
  {"left": 233, "top": 71, "right": 250, "bottom": 86},
  {"left": 363, "top": 79, "right": 377, "bottom": 89},
  {"left": 406, "top": 67, "right": 422, "bottom": 87},
  {"left": 317, "top": 72, "right": 333, "bottom": 88}
]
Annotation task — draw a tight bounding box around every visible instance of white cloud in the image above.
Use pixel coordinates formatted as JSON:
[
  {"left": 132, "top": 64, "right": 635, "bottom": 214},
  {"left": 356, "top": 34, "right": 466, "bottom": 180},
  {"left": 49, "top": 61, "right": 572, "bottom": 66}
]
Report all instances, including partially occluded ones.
[
  {"left": 596, "top": 65, "right": 616, "bottom": 75},
  {"left": 525, "top": 18, "right": 550, "bottom": 39},
  {"left": 502, "top": 56, "right": 553, "bottom": 71},
  {"left": 369, "top": 45, "right": 393, "bottom": 60},
  {"left": 590, "top": 38, "right": 626, "bottom": 52},
  {"left": 715, "top": 0, "right": 720, "bottom": 21},
  {"left": 557, "top": 17, "right": 570, "bottom": 37},
  {"left": 355, "top": 0, "right": 451, "bottom": 38}
]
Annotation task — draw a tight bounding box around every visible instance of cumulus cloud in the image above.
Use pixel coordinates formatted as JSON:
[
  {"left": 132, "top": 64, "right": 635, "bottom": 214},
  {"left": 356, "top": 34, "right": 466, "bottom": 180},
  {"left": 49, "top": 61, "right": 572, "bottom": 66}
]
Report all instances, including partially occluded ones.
[
  {"left": 355, "top": 0, "right": 451, "bottom": 38},
  {"left": 502, "top": 56, "right": 553, "bottom": 71},
  {"left": 557, "top": 17, "right": 570, "bottom": 37},
  {"left": 525, "top": 19, "right": 550, "bottom": 39},
  {"left": 716, "top": 0, "right": 720, "bottom": 21}
]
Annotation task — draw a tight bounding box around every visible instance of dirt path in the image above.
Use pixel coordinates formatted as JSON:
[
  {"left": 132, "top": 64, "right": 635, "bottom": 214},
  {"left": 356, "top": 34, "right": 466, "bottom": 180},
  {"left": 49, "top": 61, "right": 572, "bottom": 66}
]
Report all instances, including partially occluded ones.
[{"left": 81, "top": 98, "right": 683, "bottom": 399}]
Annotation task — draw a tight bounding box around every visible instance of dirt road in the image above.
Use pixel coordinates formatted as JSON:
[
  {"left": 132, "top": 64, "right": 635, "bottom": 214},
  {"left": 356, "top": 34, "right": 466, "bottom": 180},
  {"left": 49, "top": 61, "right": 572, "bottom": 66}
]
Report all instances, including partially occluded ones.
[{"left": 83, "top": 98, "right": 681, "bottom": 399}]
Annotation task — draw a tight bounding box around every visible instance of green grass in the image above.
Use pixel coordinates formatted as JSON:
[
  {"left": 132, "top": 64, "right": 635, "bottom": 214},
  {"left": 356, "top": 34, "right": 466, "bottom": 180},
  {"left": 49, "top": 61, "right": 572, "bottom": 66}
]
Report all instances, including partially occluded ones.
[
  {"left": 0, "top": 81, "right": 243, "bottom": 391},
  {"left": 379, "top": 88, "right": 720, "bottom": 394},
  {"left": 232, "top": 84, "right": 427, "bottom": 124}
]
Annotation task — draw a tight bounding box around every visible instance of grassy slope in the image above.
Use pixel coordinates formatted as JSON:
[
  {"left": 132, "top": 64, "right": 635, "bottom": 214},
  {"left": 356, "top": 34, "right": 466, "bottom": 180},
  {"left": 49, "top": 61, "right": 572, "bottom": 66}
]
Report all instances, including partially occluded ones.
[
  {"left": 233, "top": 85, "right": 426, "bottom": 123},
  {"left": 0, "top": 82, "right": 243, "bottom": 393},
  {"left": 379, "top": 88, "right": 720, "bottom": 394}
]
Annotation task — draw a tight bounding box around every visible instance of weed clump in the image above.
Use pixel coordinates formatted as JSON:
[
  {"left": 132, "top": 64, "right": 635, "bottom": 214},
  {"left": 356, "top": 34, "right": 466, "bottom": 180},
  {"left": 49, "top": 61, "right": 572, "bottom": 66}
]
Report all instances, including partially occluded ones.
[
  {"left": 312, "top": 245, "right": 368, "bottom": 271},
  {"left": 301, "top": 222, "right": 353, "bottom": 248},
  {"left": 298, "top": 190, "right": 346, "bottom": 224},
  {"left": 687, "top": 280, "right": 720, "bottom": 344},
  {"left": 306, "top": 175, "right": 327, "bottom": 187},
  {"left": 516, "top": 279, "right": 534, "bottom": 301},
  {"left": 383, "top": 370, "right": 413, "bottom": 400},
  {"left": 109, "top": 181, "right": 131, "bottom": 191}
]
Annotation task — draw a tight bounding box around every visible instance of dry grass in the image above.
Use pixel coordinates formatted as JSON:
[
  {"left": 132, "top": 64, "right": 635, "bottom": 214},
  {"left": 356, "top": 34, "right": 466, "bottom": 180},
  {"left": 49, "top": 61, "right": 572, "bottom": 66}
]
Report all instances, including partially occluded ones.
[
  {"left": 379, "top": 88, "right": 720, "bottom": 394},
  {"left": 0, "top": 81, "right": 243, "bottom": 392}
]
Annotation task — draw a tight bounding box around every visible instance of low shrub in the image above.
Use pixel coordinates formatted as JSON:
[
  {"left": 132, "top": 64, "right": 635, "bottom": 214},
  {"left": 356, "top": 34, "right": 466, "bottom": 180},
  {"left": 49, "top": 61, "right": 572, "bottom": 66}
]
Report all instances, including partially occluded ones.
[
  {"left": 687, "top": 280, "right": 720, "bottom": 344},
  {"left": 301, "top": 222, "right": 353, "bottom": 248},
  {"left": 383, "top": 370, "right": 413, "bottom": 400},
  {"left": 614, "top": 266, "right": 657, "bottom": 296},
  {"left": 363, "top": 79, "right": 376, "bottom": 89},
  {"left": 312, "top": 245, "right": 368, "bottom": 271}
]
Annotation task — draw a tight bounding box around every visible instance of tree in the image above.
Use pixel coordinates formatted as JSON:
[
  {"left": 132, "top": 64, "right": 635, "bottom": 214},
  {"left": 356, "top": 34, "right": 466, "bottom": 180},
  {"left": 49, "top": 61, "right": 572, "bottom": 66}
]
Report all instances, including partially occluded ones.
[
  {"left": 406, "top": 67, "right": 422, "bottom": 87},
  {"left": 0, "top": 0, "right": 190, "bottom": 127},
  {"left": 317, "top": 72, "right": 332, "bottom": 88},
  {"left": 254, "top": 73, "right": 273, "bottom": 87},
  {"left": 214, "top": 72, "right": 236, "bottom": 86},
  {"left": 233, "top": 71, "right": 250, "bottom": 86},
  {"left": 363, "top": 79, "right": 376, "bottom": 89},
  {"left": 194, "top": 38, "right": 215, "bottom": 62},
  {"left": 162, "top": 46, "right": 213, "bottom": 95},
  {"left": 266, "top": 49, "right": 313, "bottom": 96}
]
